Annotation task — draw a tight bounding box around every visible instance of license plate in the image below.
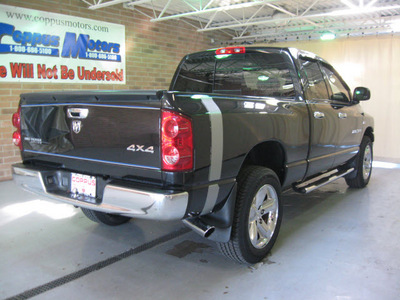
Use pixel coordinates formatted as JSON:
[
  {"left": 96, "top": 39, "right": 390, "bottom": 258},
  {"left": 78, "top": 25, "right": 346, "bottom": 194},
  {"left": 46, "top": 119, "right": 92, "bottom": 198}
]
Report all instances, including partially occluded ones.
[{"left": 71, "top": 173, "right": 96, "bottom": 198}]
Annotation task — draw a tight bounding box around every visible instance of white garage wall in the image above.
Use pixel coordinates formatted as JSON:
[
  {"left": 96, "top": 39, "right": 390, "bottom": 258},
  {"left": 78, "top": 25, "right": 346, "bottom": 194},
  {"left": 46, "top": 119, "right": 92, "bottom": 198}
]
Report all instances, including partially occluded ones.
[{"left": 263, "top": 35, "right": 400, "bottom": 160}]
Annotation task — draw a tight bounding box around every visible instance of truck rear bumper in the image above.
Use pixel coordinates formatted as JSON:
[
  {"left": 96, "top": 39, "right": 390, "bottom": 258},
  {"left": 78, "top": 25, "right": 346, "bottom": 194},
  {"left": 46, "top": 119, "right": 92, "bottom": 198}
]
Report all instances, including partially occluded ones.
[{"left": 12, "top": 164, "right": 188, "bottom": 220}]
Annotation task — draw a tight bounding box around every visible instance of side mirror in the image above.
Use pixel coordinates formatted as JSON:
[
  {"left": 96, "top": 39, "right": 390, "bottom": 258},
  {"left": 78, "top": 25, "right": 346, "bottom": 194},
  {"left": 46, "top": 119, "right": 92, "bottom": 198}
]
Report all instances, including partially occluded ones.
[
  {"left": 331, "top": 92, "right": 349, "bottom": 102},
  {"left": 353, "top": 87, "right": 370, "bottom": 102}
]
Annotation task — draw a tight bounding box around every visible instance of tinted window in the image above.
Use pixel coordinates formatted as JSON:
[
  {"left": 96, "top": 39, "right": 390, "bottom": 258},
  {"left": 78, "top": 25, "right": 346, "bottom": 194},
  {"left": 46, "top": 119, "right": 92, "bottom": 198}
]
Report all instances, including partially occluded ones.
[
  {"left": 321, "top": 64, "right": 351, "bottom": 102},
  {"left": 173, "top": 54, "right": 214, "bottom": 93},
  {"left": 214, "top": 53, "right": 295, "bottom": 97},
  {"left": 173, "top": 52, "right": 295, "bottom": 97},
  {"left": 300, "top": 59, "right": 329, "bottom": 100}
]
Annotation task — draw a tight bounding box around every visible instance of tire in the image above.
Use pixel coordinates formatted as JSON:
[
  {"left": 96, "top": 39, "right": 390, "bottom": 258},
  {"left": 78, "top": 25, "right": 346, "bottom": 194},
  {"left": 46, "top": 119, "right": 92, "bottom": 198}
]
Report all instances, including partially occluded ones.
[
  {"left": 218, "top": 166, "right": 282, "bottom": 265},
  {"left": 81, "top": 208, "right": 131, "bottom": 226},
  {"left": 345, "top": 136, "right": 373, "bottom": 188}
]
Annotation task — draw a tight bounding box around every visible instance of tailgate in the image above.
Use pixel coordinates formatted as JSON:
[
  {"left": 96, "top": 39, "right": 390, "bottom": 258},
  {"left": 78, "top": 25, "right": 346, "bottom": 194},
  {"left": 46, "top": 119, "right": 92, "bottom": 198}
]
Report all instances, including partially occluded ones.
[{"left": 20, "top": 90, "right": 163, "bottom": 173}]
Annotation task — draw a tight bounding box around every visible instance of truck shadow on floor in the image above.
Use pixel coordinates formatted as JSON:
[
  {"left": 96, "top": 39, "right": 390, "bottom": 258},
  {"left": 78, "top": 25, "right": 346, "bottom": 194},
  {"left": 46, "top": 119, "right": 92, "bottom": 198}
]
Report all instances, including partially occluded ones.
[
  {"left": 274, "top": 180, "right": 370, "bottom": 252},
  {"left": 78, "top": 180, "right": 369, "bottom": 270},
  {"left": 162, "top": 180, "right": 371, "bottom": 267}
]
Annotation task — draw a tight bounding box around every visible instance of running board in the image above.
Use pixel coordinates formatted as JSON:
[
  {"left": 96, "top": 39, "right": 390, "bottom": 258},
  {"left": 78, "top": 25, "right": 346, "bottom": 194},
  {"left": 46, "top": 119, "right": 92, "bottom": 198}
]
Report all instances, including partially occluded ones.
[{"left": 293, "top": 168, "right": 354, "bottom": 194}]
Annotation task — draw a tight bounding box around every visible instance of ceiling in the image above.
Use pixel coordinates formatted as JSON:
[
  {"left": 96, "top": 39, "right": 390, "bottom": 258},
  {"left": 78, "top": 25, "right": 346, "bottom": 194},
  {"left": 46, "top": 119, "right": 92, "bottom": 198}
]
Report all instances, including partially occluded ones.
[{"left": 81, "top": 0, "right": 400, "bottom": 43}]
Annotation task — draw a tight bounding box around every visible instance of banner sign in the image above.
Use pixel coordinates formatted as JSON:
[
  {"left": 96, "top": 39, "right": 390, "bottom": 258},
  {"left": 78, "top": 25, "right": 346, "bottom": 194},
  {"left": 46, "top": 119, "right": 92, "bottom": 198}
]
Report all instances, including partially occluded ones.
[{"left": 0, "top": 4, "right": 126, "bottom": 84}]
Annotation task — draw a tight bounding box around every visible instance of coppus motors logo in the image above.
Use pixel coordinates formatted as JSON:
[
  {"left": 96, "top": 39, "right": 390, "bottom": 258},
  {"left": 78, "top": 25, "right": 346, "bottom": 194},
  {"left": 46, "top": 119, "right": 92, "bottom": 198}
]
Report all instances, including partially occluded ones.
[
  {"left": 61, "top": 32, "right": 121, "bottom": 62},
  {"left": 0, "top": 22, "right": 121, "bottom": 63},
  {"left": 0, "top": 22, "right": 60, "bottom": 56}
]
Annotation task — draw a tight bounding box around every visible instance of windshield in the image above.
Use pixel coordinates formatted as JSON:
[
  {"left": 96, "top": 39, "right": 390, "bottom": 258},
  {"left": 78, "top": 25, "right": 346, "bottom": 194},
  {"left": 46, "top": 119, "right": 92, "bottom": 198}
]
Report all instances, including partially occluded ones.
[{"left": 172, "top": 51, "right": 296, "bottom": 98}]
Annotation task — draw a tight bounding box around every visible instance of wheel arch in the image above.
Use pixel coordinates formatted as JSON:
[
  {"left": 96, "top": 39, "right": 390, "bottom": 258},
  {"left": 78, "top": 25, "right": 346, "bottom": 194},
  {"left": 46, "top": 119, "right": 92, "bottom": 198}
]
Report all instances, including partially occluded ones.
[
  {"left": 364, "top": 126, "right": 374, "bottom": 142},
  {"left": 205, "top": 140, "right": 286, "bottom": 243},
  {"left": 239, "top": 140, "right": 287, "bottom": 185}
]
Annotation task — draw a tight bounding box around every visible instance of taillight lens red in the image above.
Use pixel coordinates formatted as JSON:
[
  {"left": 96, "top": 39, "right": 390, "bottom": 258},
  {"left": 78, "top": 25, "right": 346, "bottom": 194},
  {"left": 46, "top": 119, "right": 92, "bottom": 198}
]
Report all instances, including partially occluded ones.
[
  {"left": 162, "top": 117, "right": 179, "bottom": 139},
  {"left": 12, "top": 106, "right": 22, "bottom": 150},
  {"left": 162, "top": 145, "right": 180, "bottom": 166},
  {"left": 12, "top": 107, "right": 21, "bottom": 128},
  {"left": 216, "top": 46, "right": 246, "bottom": 55},
  {"left": 13, "top": 131, "right": 22, "bottom": 149},
  {"left": 161, "top": 110, "right": 193, "bottom": 171}
]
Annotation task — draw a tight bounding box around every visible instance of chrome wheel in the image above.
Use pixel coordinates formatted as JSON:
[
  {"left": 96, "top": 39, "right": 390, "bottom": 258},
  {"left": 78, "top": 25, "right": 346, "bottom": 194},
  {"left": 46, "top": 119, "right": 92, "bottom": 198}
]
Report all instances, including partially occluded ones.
[
  {"left": 363, "top": 144, "right": 372, "bottom": 181},
  {"left": 248, "top": 184, "right": 279, "bottom": 249},
  {"left": 345, "top": 136, "right": 373, "bottom": 189},
  {"left": 218, "top": 166, "right": 282, "bottom": 264}
]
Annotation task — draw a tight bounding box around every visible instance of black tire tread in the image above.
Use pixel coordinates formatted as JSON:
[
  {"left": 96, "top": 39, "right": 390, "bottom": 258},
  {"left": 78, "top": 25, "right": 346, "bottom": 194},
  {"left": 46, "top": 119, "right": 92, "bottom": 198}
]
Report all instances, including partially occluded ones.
[
  {"left": 345, "top": 136, "right": 372, "bottom": 188},
  {"left": 218, "top": 166, "right": 281, "bottom": 264},
  {"left": 81, "top": 208, "right": 131, "bottom": 226},
  {"left": 218, "top": 166, "right": 258, "bottom": 264}
]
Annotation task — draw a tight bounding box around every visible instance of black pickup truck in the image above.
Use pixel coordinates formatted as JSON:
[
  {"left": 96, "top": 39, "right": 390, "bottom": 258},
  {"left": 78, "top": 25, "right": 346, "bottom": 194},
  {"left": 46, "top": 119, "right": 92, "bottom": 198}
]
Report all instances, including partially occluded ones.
[{"left": 12, "top": 46, "right": 374, "bottom": 264}]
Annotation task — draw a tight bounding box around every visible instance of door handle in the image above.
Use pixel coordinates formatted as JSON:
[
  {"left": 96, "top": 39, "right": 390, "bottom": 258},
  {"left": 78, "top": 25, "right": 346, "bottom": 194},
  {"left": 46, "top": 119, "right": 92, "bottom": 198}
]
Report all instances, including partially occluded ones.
[
  {"left": 67, "top": 108, "right": 89, "bottom": 119},
  {"left": 338, "top": 112, "right": 347, "bottom": 119},
  {"left": 314, "top": 111, "right": 325, "bottom": 119}
]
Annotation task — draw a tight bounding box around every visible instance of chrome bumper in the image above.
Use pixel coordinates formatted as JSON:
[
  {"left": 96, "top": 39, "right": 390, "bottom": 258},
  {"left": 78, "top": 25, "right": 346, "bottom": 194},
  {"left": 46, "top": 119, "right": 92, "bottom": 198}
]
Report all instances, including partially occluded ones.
[{"left": 12, "top": 164, "right": 188, "bottom": 220}]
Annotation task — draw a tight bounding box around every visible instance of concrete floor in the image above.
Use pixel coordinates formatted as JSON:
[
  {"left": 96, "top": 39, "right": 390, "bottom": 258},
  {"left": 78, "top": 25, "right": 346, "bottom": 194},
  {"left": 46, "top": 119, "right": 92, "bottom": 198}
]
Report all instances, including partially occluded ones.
[{"left": 1, "top": 162, "right": 399, "bottom": 300}]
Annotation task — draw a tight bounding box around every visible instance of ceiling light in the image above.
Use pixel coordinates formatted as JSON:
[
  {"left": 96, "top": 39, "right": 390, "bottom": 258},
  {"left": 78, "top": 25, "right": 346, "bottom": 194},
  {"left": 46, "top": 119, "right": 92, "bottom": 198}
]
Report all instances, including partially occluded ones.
[
  {"left": 391, "top": 20, "right": 400, "bottom": 32},
  {"left": 320, "top": 33, "right": 336, "bottom": 40},
  {"left": 285, "top": 26, "right": 315, "bottom": 32},
  {"left": 341, "top": 0, "right": 357, "bottom": 9},
  {"left": 329, "top": 5, "right": 400, "bottom": 16}
]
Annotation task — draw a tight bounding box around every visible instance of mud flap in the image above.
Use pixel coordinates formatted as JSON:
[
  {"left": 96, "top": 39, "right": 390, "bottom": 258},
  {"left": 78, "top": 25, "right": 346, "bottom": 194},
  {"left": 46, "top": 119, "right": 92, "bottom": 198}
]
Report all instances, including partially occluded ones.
[{"left": 201, "top": 183, "right": 237, "bottom": 242}]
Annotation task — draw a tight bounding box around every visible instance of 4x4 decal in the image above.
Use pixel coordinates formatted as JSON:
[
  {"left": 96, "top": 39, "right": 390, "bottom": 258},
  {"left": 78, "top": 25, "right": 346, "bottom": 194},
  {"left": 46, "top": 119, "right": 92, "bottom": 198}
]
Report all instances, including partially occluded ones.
[{"left": 126, "top": 144, "right": 154, "bottom": 154}]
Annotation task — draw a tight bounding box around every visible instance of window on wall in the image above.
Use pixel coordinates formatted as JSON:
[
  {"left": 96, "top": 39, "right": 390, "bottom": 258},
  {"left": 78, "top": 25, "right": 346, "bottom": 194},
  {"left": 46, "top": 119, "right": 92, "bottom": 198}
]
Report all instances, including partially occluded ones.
[
  {"left": 320, "top": 64, "right": 351, "bottom": 103},
  {"left": 299, "top": 59, "right": 329, "bottom": 100}
]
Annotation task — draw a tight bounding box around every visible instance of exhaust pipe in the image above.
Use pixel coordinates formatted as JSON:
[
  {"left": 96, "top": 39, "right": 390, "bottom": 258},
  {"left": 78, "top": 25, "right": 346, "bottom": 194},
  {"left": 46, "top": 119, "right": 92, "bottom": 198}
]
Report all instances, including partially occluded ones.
[{"left": 183, "top": 218, "right": 215, "bottom": 238}]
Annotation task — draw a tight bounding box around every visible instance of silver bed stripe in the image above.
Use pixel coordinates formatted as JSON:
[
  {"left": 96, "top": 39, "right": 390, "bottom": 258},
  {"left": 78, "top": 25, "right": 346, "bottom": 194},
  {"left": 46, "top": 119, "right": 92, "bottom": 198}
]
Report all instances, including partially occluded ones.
[{"left": 201, "top": 96, "right": 223, "bottom": 214}]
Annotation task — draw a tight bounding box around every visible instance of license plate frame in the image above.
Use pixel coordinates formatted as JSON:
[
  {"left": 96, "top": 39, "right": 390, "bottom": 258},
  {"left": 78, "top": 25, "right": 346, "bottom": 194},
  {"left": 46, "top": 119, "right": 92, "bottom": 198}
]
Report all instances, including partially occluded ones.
[{"left": 70, "top": 172, "right": 96, "bottom": 198}]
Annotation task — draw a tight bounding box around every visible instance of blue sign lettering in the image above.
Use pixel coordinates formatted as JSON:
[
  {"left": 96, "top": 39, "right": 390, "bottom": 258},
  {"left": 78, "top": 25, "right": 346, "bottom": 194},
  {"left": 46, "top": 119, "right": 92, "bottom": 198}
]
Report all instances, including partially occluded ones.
[
  {"left": 61, "top": 32, "right": 121, "bottom": 62},
  {"left": 0, "top": 22, "right": 59, "bottom": 56},
  {"left": 0, "top": 22, "right": 121, "bottom": 62},
  {"left": 61, "top": 32, "right": 89, "bottom": 58}
]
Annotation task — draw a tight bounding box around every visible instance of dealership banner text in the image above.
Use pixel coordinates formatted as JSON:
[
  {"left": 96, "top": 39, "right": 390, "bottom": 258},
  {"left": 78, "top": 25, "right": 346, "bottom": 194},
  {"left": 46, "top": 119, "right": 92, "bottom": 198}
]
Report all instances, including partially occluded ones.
[{"left": 0, "top": 4, "right": 126, "bottom": 84}]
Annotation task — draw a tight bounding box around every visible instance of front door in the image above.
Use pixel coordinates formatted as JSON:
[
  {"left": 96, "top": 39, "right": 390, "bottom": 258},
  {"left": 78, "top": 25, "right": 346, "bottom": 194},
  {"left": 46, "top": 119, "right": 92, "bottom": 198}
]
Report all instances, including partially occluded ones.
[{"left": 320, "top": 63, "right": 364, "bottom": 166}]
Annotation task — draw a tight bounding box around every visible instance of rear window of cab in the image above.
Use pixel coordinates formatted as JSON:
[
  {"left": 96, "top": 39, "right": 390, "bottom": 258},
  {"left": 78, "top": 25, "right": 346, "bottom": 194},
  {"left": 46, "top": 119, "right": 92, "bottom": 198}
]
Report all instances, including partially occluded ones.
[{"left": 172, "top": 50, "right": 296, "bottom": 98}]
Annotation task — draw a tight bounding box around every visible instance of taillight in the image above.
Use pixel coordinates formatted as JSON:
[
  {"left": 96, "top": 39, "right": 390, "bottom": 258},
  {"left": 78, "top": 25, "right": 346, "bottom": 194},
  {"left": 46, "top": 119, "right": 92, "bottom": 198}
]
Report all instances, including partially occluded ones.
[
  {"left": 12, "top": 106, "right": 22, "bottom": 150},
  {"left": 12, "top": 107, "right": 20, "bottom": 128},
  {"left": 161, "top": 110, "right": 193, "bottom": 171},
  {"left": 216, "top": 46, "right": 246, "bottom": 55}
]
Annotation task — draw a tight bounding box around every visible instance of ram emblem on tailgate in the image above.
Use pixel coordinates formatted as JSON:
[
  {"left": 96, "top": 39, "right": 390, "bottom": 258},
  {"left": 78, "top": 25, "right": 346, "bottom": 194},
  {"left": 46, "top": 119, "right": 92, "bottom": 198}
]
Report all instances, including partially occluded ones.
[{"left": 72, "top": 120, "right": 82, "bottom": 134}]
